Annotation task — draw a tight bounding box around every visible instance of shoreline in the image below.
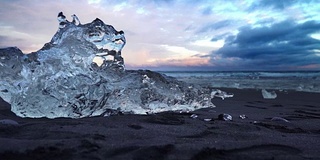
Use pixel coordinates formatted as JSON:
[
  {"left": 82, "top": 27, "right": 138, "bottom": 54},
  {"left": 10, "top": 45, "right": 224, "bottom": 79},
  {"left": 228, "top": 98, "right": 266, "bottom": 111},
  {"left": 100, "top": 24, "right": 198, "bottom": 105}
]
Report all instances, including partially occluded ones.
[
  {"left": 175, "top": 76, "right": 320, "bottom": 93},
  {"left": 1, "top": 88, "right": 320, "bottom": 159}
]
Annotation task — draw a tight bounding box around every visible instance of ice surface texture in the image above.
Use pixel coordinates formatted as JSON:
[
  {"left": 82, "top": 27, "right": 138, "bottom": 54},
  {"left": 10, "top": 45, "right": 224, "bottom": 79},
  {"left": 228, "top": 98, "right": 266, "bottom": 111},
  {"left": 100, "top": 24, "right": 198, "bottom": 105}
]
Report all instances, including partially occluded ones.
[{"left": 0, "top": 15, "right": 217, "bottom": 118}]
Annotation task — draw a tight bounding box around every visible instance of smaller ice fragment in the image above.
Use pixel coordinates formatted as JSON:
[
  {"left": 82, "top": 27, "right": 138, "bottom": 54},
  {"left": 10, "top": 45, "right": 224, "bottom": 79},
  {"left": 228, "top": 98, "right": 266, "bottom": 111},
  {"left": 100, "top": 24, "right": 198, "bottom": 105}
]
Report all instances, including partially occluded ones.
[
  {"left": 271, "top": 117, "right": 290, "bottom": 123},
  {"left": 211, "top": 89, "right": 234, "bottom": 100},
  {"left": 190, "top": 114, "right": 198, "bottom": 119},
  {"left": 218, "top": 113, "right": 232, "bottom": 121},
  {"left": 239, "top": 114, "right": 247, "bottom": 119},
  {"left": 203, "top": 118, "right": 212, "bottom": 122},
  {"left": 261, "top": 89, "right": 277, "bottom": 99}
]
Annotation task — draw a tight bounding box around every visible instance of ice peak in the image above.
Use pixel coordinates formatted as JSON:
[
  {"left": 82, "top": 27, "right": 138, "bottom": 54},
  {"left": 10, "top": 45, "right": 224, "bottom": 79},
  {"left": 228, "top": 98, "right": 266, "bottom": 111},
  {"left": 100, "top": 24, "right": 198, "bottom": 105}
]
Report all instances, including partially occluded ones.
[
  {"left": 92, "top": 18, "right": 104, "bottom": 24},
  {"left": 42, "top": 12, "right": 126, "bottom": 68}
]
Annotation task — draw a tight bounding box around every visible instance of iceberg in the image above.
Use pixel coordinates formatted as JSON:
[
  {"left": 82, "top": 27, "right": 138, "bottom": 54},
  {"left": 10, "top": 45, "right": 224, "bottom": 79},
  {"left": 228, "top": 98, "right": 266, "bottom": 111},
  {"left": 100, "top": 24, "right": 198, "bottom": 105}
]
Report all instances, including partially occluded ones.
[{"left": 0, "top": 12, "right": 229, "bottom": 119}]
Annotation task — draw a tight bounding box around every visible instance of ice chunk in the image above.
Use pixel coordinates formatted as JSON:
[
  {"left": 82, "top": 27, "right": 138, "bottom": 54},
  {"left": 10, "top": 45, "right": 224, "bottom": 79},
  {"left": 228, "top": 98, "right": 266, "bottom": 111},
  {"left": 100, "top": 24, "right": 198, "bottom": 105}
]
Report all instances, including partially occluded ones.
[
  {"left": 211, "top": 89, "right": 234, "bottom": 100},
  {"left": 190, "top": 114, "right": 198, "bottom": 119},
  {"left": 271, "top": 117, "right": 290, "bottom": 123},
  {"left": 261, "top": 89, "right": 277, "bottom": 99},
  {"left": 239, "top": 114, "right": 247, "bottom": 119},
  {"left": 218, "top": 113, "right": 232, "bottom": 121},
  {"left": 203, "top": 118, "right": 212, "bottom": 122}
]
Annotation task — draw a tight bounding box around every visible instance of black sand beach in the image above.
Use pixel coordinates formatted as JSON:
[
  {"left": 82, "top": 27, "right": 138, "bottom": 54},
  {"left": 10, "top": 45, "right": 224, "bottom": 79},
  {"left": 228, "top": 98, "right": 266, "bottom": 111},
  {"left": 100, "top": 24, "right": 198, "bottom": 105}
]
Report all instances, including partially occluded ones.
[{"left": 0, "top": 88, "right": 320, "bottom": 160}]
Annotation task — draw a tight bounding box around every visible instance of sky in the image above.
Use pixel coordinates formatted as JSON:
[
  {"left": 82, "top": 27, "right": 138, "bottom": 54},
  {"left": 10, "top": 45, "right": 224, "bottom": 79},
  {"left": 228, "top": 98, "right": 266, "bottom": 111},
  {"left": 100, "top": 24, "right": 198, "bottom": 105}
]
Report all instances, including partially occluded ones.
[{"left": 0, "top": 0, "right": 320, "bottom": 71}]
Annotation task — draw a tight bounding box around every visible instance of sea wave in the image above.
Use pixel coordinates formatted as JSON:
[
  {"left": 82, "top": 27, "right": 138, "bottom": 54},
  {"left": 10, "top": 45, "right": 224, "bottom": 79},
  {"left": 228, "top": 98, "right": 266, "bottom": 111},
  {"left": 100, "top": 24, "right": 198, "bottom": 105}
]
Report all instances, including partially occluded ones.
[{"left": 160, "top": 71, "right": 320, "bottom": 93}]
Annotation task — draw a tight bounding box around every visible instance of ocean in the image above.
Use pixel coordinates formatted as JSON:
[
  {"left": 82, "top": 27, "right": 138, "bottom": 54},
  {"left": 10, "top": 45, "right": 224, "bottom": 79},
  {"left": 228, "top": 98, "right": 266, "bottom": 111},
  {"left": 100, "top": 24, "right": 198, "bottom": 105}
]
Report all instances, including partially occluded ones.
[{"left": 159, "top": 71, "right": 320, "bottom": 93}]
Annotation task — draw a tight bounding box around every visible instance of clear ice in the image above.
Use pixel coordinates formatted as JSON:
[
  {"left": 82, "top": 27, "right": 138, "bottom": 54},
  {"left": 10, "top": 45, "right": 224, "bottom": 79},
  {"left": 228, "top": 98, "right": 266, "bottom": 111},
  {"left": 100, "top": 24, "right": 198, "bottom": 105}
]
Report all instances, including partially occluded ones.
[
  {"left": 261, "top": 89, "right": 277, "bottom": 99},
  {"left": 0, "top": 13, "right": 227, "bottom": 118},
  {"left": 211, "top": 89, "right": 234, "bottom": 100}
]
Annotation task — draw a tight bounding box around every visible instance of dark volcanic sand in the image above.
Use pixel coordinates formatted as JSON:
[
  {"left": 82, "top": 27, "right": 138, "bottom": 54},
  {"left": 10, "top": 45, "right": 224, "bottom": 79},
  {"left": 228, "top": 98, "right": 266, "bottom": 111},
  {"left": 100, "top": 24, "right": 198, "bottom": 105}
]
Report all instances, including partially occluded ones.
[{"left": 0, "top": 88, "right": 320, "bottom": 160}]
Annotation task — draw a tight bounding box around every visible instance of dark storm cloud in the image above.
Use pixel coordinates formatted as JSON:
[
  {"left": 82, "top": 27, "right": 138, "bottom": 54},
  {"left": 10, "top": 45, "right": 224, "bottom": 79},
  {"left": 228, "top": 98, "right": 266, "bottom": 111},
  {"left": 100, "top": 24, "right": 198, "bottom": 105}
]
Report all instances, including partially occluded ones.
[
  {"left": 213, "top": 20, "right": 320, "bottom": 70},
  {"left": 198, "top": 20, "right": 233, "bottom": 33}
]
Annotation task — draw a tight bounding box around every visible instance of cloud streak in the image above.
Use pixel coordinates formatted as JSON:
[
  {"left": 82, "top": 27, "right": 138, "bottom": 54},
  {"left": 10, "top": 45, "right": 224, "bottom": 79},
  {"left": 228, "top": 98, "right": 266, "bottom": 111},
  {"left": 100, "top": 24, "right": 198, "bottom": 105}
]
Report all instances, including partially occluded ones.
[{"left": 198, "top": 20, "right": 234, "bottom": 33}]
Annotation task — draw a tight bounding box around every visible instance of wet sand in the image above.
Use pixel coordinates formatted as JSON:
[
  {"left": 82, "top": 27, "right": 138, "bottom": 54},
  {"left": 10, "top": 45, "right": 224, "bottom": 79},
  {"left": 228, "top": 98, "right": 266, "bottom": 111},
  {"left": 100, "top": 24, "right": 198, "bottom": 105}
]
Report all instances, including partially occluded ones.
[{"left": 0, "top": 88, "right": 320, "bottom": 159}]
